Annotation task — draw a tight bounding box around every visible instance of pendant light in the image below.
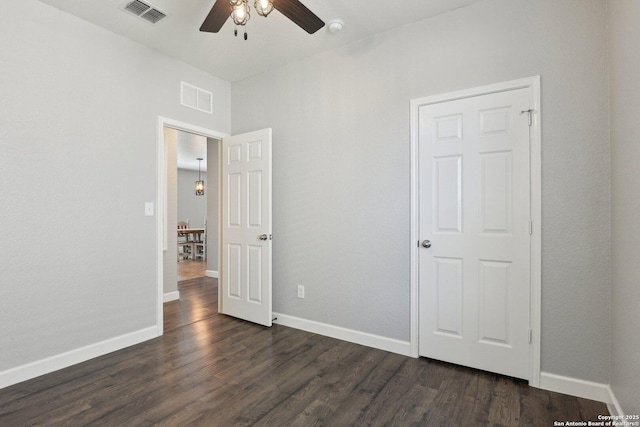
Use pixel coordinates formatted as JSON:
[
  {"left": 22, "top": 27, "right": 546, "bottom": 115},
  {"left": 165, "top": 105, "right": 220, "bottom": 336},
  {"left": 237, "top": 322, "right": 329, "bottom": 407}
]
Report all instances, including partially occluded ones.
[{"left": 195, "top": 157, "right": 205, "bottom": 196}]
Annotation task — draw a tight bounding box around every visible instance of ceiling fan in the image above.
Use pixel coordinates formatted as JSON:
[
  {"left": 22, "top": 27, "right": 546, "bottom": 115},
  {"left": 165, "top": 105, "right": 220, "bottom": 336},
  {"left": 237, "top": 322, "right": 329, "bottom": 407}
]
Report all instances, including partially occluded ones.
[{"left": 200, "top": 0, "right": 325, "bottom": 39}]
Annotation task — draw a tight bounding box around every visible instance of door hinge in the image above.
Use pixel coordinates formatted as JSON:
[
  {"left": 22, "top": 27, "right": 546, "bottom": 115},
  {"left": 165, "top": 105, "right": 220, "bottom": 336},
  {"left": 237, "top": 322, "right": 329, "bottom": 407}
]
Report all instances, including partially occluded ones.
[
  {"left": 418, "top": 240, "right": 420, "bottom": 248},
  {"left": 529, "top": 329, "right": 533, "bottom": 344},
  {"left": 528, "top": 220, "right": 533, "bottom": 235},
  {"left": 521, "top": 109, "right": 533, "bottom": 126}
]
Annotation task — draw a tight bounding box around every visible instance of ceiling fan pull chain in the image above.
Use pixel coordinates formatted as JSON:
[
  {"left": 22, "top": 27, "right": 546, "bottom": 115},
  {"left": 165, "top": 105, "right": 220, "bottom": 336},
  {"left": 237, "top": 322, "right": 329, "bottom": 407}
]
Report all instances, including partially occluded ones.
[
  {"left": 234, "top": 25, "right": 238, "bottom": 37},
  {"left": 244, "top": 29, "right": 248, "bottom": 40}
]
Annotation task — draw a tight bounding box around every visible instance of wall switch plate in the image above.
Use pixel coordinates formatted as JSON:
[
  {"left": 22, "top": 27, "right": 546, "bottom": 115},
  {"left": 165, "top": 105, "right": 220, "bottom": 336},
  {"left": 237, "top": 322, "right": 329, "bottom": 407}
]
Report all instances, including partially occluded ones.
[
  {"left": 145, "top": 202, "right": 154, "bottom": 216},
  {"left": 297, "top": 285, "right": 305, "bottom": 299}
]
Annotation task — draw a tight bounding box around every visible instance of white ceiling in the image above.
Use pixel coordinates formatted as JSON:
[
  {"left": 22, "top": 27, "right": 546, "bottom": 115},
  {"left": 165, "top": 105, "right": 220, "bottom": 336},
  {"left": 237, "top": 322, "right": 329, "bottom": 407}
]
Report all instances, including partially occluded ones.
[
  {"left": 37, "top": 0, "right": 484, "bottom": 82},
  {"left": 177, "top": 131, "right": 208, "bottom": 171}
]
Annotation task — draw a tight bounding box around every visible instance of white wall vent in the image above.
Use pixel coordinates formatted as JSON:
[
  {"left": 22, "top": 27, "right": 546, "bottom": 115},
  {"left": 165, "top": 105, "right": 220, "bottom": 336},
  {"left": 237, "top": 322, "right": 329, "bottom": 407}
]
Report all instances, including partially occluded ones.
[
  {"left": 122, "top": 0, "right": 167, "bottom": 24},
  {"left": 181, "top": 82, "right": 213, "bottom": 115}
]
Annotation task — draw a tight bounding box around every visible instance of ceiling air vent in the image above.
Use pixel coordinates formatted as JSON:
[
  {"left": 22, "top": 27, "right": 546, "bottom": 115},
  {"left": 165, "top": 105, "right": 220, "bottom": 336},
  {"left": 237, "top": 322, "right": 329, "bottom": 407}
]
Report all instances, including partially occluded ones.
[{"left": 122, "top": 0, "right": 167, "bottom": 24}]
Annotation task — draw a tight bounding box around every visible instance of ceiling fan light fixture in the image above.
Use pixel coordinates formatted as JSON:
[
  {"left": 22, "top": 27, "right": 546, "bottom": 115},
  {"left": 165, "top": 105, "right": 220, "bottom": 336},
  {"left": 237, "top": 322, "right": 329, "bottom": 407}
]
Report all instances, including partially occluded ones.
[
  {"left": 200, "top": 0, "right": 325, "bottom": 36},
  {"left": 254, "top": 0, "right": 274, "bottom": 17},
  {"left": 231, "top": 0, "right": 250, "bottom": 26}
]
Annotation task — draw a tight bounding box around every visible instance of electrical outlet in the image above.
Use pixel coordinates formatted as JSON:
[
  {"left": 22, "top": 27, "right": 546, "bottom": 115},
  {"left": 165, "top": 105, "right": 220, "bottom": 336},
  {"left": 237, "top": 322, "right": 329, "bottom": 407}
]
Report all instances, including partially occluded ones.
[{"left": 297, "top": 285, "right": 305, "bottom": 299}]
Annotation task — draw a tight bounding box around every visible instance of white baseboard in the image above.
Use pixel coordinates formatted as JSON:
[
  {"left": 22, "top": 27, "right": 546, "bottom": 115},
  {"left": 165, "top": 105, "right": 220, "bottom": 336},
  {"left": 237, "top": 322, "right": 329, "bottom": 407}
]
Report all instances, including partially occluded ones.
[
  {"left": 163, "top": 291, "right": 180, "bottom": 302},
  {"left": 205, "top": 270, "right": 218, "bottom": 278},
  {"left": 0, "top": 326, "right": 158, "bottom": 390},
  {"left": 539, "top": 372, "right": 615, "bottom": 405},
  {"left": 606, "top": 385, "right": 625, "bottom": 417},
  {"left": 273, "top": 312, "right": 411, "bottom": 357}
]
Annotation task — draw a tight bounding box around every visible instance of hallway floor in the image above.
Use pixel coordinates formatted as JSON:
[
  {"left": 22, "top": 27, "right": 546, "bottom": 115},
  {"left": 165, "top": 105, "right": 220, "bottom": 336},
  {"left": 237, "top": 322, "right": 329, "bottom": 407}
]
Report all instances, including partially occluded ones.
[{"left": 177, "top": 259, "right": 207, "bottom": 281}]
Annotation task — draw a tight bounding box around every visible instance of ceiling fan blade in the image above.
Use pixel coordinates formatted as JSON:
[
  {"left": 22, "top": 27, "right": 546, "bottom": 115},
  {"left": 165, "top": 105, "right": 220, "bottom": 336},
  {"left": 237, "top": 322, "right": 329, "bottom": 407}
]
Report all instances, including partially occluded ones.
[
  {"left": 273, "top": 0, "right": 325, "bottom": 34},
  {"left": 200, "top": 0, "right": 232, "bottom": 33}
]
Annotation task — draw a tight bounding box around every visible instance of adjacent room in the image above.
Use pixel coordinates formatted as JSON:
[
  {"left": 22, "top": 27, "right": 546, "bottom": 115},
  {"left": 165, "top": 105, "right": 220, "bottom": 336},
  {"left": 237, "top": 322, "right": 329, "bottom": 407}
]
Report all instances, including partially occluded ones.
[
  {"left": 0, "top": 0, "right": 638, "bottom": 424},
  {"left": 175, "top": 131, "right": 208, "bottom": 281}
]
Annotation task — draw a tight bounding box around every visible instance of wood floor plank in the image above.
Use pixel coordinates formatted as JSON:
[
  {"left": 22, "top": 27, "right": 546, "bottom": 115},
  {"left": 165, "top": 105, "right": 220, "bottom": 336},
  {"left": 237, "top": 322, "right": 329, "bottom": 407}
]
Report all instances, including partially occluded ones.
[
  {"left": 285, "top": 346, "right": 391, "bottom": 425},
  {"left": 386, "top": 382, "right": 440, "bottom": 426},
  {"left": 466, "top": 371, "right": 499, "bottom": 425},
  {"left": 177, "top": 260, "right": 207, "bottom": 282},
  {"left": 253, "top": 341, "right": 374, "bottom": 426},
  {"left": 488, "top": 376, "right": 523, "bottom": 426},
  {"left": 0, "top": 277, "right": 610, "bottom": 426},
  {"left": 323, "top": 352, "right": 406, "bottom": 426},
  {"left": 361, "top": 358, "right": 440, "bottom": 423}
]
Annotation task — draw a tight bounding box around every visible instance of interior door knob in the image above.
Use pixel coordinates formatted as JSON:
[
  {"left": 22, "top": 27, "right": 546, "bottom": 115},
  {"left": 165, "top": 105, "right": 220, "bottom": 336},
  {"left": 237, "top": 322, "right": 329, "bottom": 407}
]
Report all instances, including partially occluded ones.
[
  {"left": 259, "top": 234, "right": 268, "bottom": 241},
  {"left": 421, "top": 240, "right": 431, "bottom": 248}
]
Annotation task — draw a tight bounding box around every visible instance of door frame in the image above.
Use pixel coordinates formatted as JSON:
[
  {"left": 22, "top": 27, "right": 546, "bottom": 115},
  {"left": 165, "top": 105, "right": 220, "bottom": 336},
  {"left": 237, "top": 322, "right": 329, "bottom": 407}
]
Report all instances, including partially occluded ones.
[
  {"left": 409, "top": 76, "right": 542, "bottom": 386},
  {"left": 156, "top": 116, "right": 228, "bottom": 335}
]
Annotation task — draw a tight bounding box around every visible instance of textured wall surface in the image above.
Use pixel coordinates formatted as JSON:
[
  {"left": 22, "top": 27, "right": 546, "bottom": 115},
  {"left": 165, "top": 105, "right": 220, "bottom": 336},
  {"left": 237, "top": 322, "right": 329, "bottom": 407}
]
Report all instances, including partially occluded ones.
[
  {"left": 609, "top": 0, "right": 640, "bottom": 415},
  {"left": 232, "top": 0, "right": 611, "bottom": 382},
  {"left": 0, "top": 0, "right": 230, "bottom": 371}
]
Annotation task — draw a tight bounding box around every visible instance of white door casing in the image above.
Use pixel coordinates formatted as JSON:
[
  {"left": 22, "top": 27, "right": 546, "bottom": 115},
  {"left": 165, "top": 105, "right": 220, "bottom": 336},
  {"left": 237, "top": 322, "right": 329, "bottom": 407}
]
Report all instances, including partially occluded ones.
[
  {"left": 220, "top": 128, "right": 273, "bottom": 327},
  {"left": 157, "top": 117, "right": 228, "bottom": 336},
  {"left": 417, "top": 87, "right": 533, "bottom": 379}
]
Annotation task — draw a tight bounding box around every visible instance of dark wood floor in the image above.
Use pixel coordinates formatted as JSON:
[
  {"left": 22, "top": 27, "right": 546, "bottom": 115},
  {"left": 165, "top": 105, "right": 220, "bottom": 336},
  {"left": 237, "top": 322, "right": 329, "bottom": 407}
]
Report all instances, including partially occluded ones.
[{"left": 1, "top": 278, "right": 608, "bottom": 426}]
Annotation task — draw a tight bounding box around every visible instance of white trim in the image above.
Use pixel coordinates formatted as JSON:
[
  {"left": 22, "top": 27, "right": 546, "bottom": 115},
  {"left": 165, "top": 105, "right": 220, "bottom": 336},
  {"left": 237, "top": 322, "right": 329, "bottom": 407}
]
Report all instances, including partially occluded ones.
[
  {"left": 157, "top": 116, "right": 228, "bottom": 338},
  {"left": 216, "top": 139, "right": 223, "bottom": 316},
  {"left": 606, "top": 386, "right": 625, "bottom": 417},
  {"left": 0, "top": 327, "right": 157, "bottom": 390},
  {"left": 539, "top": 372, "right": 614, "bottom": 405},
  {"left": 409, "top": 89, "right": 420, "bottom": 359},
  {"left": 409, "top": 76, "right": 542, "bottom": 385},
  {"left": 205, "top": 270, "right": 219, "bottom": 278},
  {"left": 273, "top": 312, "right": 411, "bottom": 357},
  {"left": 163, "top": 291, "right": 180, "bottom": 302},
  {"left": 527, "top": 76, "right": 542, "bottom": 387}
]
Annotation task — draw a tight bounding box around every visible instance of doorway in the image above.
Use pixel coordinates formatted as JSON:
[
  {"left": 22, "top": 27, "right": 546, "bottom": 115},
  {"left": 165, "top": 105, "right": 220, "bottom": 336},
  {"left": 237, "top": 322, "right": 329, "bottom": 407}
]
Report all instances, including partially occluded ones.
[
  {"left": 409, "top": 77, "right": 542, "bottom": 385},
  {"left": 156, "top": 117, "right": 227, "bottom": 335},
  {"left": 163, "top": 128, "right": 220, "bottom": 295},
  {"left": 156, "top": 118, "right": 275, "bottom": 335},
  {"left": 175, "top": 131, "right": 209, "bottom": 281}
]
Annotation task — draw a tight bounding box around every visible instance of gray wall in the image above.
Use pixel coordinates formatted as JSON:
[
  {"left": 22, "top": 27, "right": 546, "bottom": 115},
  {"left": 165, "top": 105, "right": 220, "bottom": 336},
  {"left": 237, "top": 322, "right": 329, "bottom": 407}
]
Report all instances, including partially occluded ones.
[
  {"left": 232, "top": 0, "right": 611, "bottom": 383},
  {"left": 177, "top": 168, "right": 208, "bottom": 227},
  {"left": 609, "top": 0, "right": 640, "bottom": 416},
  {"left": 0, "top": 0, "right": 230, "bottom": 372}
]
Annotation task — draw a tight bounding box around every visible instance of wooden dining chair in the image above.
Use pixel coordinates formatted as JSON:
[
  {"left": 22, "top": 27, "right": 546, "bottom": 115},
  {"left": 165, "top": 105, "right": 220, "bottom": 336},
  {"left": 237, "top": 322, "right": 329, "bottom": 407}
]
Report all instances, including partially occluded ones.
[
  {"left": 177, "top": 220, "right": 193, "bottom": 261},
  {"left": 194, "top": 220, "right": 206, "bottom": 261}
]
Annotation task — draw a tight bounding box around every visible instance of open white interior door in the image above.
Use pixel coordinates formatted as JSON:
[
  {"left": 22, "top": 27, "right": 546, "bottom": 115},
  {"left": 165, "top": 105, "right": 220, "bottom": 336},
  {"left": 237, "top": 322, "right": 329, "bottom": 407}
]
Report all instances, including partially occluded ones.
[{"left": 220, "top": 128, "right": 272, "bottom": 327}]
